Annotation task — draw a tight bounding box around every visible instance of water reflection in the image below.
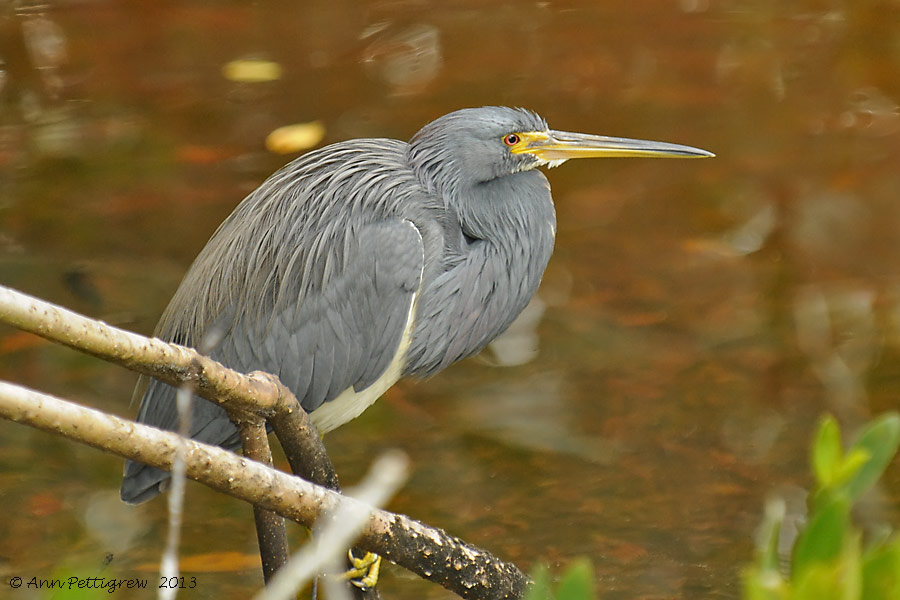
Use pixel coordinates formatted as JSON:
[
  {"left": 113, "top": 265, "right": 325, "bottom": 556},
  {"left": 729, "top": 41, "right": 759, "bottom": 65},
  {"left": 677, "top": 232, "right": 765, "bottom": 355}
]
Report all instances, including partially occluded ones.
[
  {"left": 487, "top": 296, "right": 546, "bottom": 367},
  {"left": 794, "top": 284, "right": 878, "bottom": 418},
  {"left": 840, "top": 86, "right": 900, "bottom": 137},
  {"left": 362, "top": 22, "right": 442, "bottom": 95},
  {"left": 81, "top": 490, "right": 148, "bottom": 554},
  {"left": 0, "top": 1, "right": 899, "bottom": 599},
  {"left": 720, "top": 403, "right": 786, "bottom": 464},
  {"left": 789, "top": 189, "right": 870, "bottom": 269},
  {"left": 718, "top": 184, "right": 777, "bottom": 256},
  {"left": 2, "top": 3, "right": 65, "bottom": 112}
]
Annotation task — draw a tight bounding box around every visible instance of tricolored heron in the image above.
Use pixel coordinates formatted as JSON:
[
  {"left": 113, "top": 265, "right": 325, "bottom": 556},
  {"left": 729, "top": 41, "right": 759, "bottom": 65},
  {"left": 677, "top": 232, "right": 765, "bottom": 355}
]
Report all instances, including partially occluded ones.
[{"left": 121, "top": 106, "right": 712, "bottom": 504}]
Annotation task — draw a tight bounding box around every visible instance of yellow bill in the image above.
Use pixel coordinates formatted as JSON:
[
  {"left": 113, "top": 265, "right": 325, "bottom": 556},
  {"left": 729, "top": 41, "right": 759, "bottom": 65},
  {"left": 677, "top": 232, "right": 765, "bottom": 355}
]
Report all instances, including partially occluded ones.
[{"left": 510, "top": 130, "right": 714, "bottom": 162}]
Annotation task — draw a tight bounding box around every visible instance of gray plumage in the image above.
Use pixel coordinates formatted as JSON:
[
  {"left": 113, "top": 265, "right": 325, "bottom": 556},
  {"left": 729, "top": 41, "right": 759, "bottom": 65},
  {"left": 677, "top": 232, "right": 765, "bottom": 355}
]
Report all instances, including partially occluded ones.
[{"left": 121, "top": 106, "right": 711, "bottom": 503}]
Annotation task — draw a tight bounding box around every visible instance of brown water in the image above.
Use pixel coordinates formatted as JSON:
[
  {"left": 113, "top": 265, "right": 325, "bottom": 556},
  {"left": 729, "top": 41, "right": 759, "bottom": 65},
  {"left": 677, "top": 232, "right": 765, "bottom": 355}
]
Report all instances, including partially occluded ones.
[{"left": 2, "top": 1, "right": 900, "bottom": 598}]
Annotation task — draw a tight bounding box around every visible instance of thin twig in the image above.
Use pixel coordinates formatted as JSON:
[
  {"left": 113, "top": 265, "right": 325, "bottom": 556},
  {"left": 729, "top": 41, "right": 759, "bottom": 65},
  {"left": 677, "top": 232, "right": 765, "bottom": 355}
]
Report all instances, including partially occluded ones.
[
  {"left": 159, "top": 384, "right": 192, "bottom": 600},
  {"left": 255, "top": 451, "right": 409, "bottom": 600}
]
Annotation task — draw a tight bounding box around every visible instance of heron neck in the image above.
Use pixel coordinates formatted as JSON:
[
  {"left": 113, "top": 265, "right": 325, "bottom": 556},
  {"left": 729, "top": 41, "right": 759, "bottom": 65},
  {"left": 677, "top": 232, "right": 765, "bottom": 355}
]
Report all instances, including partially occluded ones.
[{"left": 404, "top": 171, "right": 556, "bottom": 377}]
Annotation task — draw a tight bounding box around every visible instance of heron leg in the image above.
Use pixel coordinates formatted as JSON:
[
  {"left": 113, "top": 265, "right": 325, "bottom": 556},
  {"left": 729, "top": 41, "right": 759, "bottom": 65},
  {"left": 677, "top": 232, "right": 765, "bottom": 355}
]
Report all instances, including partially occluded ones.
[{"left": 342, "top": 549, "right": 381, "bottom": 589}]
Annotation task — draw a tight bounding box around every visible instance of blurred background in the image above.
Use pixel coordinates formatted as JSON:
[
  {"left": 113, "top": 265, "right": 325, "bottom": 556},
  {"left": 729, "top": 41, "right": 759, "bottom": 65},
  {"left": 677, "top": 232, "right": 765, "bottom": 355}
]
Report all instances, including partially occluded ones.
[{"left": 1, "top": 1, "right": 899, "bottom": 598}]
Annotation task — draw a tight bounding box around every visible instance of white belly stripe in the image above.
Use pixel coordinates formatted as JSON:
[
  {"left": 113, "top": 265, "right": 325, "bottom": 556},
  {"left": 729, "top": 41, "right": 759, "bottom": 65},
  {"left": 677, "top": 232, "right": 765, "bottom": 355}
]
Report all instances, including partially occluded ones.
[{"left": 307, "top": 220, "right": 423, "bottom": 434}]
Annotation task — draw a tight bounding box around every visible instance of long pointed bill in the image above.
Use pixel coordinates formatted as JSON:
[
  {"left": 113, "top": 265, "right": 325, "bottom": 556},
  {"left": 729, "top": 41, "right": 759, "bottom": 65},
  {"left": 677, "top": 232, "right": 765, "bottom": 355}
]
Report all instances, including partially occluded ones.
[{"left": 511, "top": 130, "right": 714, "bottom": 162}]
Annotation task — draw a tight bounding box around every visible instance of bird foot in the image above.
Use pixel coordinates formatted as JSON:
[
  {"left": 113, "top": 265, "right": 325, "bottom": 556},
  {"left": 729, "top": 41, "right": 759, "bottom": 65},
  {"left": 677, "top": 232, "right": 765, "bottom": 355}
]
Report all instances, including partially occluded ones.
[{"left": 342, "top": 550, "right": 381, "bottom": 590}]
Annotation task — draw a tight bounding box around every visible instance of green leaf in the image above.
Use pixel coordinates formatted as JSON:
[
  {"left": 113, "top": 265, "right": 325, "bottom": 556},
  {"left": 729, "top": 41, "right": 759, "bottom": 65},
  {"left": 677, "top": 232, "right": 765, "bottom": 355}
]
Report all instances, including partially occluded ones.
[
  {"left": 792, "top": 532, "right": 861, "bottom": 600},
  {"left": 828, "top": 448, "right": 871, "bottom": 491},
  {"left": 556, "top": 558, "right": 594, "bottom": 600},
  {"left": 861, "top": 538, "right": 900, "bottom": 600},
  {"left": 793, "top": 563, "right": 843, "bottom": 600},
  {"left": 841, "top": 413, "right": 900, "bottom": 501},
  {"left": 742, "top": 565, "right": 787, "bottom": 600},
  {"left": 525, "top": 564, "right": 553, "bottom": 600},
  {"left": 839, "top": 531, "right": 862, "bottom": 600},
  {"left": 755, "top": 498, "right": 786, "bottom": 574},
  {"left": 792, "top": 498, "right": 849, "bottom": 575},
  {"left": 742, "top": 411, "right": 900, "bottom": 600},
  {"left": 813, "top": 415, "right": 843, "bottom": 487}
]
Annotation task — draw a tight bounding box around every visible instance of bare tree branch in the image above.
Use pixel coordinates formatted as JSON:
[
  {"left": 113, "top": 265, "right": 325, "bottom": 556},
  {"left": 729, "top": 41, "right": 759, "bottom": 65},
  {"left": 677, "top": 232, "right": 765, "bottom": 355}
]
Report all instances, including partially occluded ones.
[
  {"left": 0, "top": 283, "right": 324, "bottom": 589},
  {"left": 0, "top": 286, "right": 532, "bottom": 599},
  {"left": 0, "top": 284, "right": 339, "bottom": 486},
  {"left": 0, "top": 381, "right": 529, "bottom": 598},
  {"left": 0, "top": 285, "right": 299, "bottom": 421},
  {"left": 239, "top": 418, "right": 291, "bottom": 583}
]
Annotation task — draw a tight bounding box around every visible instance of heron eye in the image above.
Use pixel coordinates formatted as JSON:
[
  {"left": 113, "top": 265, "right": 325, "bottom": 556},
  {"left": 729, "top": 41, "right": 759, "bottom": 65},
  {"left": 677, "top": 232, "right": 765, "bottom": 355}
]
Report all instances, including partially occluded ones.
[{"left": 503, "top": 133, "right": 520, "bottom": 146}]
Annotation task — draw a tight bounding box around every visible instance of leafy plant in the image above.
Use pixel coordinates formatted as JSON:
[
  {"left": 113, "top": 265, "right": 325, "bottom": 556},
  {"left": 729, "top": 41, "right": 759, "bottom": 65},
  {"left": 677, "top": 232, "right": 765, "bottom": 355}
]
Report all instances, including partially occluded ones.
[
  {"left": 526, "top": 558, "right": 595, "bottom": 600},
  {"left": 523, "top": 412, "right": 900, "bottom": 600},
  {"left": 744, "top": 412, "right": 900, "bottom": 600}
]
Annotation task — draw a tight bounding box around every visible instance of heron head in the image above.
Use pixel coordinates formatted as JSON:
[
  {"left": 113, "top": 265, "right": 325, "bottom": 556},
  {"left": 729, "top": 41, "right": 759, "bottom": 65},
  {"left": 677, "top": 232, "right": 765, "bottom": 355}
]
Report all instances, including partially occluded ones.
[
  {"left": 408, "top": 106, "right": 713, "bottom": 196},
  {"left": 408, "top": 107, "right": 549, "bottom": 192}
]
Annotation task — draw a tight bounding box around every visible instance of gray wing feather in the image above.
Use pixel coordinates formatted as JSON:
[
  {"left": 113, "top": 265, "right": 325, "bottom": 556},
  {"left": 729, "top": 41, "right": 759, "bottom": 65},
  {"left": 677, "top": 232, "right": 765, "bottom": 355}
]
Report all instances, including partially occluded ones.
[
  {"left": 121, "top": 220, "right": 422, "bottom": 503},
  {"left": 122, "top": 139, "right": 427, "bottom": 503},
  {"left": 283, "top": 220, "right": 423, "bottom": 409}
]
